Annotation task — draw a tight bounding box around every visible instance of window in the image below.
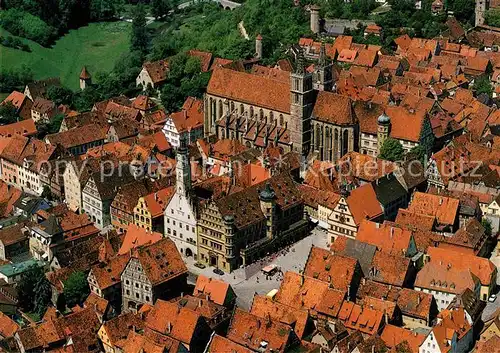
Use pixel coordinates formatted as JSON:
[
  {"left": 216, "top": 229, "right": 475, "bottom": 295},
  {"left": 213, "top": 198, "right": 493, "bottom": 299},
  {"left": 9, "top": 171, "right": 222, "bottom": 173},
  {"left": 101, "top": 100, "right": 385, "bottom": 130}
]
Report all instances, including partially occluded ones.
[
  {"left": 146, "top": 296, "right": 150, "bottom": 301},
  {"left": 135, "top": 283, "right": 139, "bottom": 288},
  {"left": 186, "top": 225, "right": 189, "bottom": 230},
  {"left": 126, "top": 290, "right": 130, "bottom": 295},
  {"left": 126, "top": 280, "right": 129, "bottom": 285},
  {"left": 136, "top": 293, "right": 139, "bottom": 299}
]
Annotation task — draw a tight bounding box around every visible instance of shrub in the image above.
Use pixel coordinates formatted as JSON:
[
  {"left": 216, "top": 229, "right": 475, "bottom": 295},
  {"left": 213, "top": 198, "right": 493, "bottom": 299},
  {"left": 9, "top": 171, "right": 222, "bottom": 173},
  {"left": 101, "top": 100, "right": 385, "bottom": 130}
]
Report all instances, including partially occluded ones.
[{"left": 0, "top": 8, "right": 56, "bottom": 46}]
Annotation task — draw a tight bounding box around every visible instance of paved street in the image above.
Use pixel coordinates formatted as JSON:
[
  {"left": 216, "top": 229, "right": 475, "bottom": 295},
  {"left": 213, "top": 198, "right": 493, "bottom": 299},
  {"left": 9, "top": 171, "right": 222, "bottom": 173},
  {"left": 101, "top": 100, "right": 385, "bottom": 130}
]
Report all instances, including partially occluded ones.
[
  {"left": 185, "top": 226, "right": 330, "bottom": 309},
  {"left": 483, "top": 244, "right": 500, "bottom": 321}
]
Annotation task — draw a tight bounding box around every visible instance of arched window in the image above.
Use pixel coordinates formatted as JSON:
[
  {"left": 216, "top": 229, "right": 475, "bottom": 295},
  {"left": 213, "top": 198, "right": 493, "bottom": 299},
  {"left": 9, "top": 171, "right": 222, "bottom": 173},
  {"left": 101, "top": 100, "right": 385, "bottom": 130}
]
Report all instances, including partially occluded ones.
[
  {"left": 259, "top": 109, "right": 264, "bottom": 121},
  {"left": 279, "top": 114, "right": 284, "bottom": 126},
  {"left": 250, "top": 106, "right": 254, "bottom": 117},
  {"left": 240, "top": 104, "right": 244, "bottom": 115},
  {"left": 218, "top": 100, "right": 223, "bottom": 118},
  {"left": 270, "top": 111, "right": 274, "bottom": 123},
  {"left": 230, "top": 101, "right": 235, "bottom": 112}
]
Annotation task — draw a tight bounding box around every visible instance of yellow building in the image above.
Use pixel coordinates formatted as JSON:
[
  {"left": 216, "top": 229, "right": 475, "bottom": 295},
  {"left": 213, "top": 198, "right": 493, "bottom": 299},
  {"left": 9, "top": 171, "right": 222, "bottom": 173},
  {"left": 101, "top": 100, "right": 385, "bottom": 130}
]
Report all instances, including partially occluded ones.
[
  {"left": 197, "top": 173, "right": 308, "bottom": 273},
  {"left": 133, "top": 186, "right": 174, "bottom": 233}
]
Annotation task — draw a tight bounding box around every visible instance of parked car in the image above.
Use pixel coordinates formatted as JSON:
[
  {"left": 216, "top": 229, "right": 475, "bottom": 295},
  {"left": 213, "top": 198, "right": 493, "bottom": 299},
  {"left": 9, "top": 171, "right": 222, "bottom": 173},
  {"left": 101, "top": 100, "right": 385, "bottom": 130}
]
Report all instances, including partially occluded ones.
[
  {"left": 213, "top": 268, "right": 224, "bottom": 275},
  {"left": 194, "top": 263, "right": 206, "bottom": 269},
  {"left": 488, "top": 294, "right": 497, "bottom": 303}
]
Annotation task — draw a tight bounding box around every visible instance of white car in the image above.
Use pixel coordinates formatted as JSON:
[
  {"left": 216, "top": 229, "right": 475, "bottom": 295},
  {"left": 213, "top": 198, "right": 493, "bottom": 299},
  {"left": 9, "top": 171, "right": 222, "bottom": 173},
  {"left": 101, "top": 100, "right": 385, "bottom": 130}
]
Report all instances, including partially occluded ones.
[{"left": 488, "top": 294, "right": 497, "bottom": 303}]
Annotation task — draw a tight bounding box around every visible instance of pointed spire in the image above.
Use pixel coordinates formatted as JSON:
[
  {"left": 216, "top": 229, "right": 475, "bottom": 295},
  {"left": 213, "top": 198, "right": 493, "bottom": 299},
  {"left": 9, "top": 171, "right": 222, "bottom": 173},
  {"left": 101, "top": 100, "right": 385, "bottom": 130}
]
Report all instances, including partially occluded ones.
[{"left": 295, "top": 47, "right": 305, "bottom": 74}]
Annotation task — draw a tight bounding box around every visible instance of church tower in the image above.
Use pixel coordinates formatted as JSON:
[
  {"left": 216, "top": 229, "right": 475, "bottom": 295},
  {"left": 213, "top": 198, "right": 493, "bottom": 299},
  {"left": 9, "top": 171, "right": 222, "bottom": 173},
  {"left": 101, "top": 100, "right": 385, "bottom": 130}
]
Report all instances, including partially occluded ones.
[
  {"left": 290, "top": 49, "right": 314, "bottom": 158},
  {"left": 314, "top": 41, "right": 333, "bottom": 91},
  {"left": 176, "top": 138, "right": 192, "bottom": 196},
  {"left": 377, "top": 112, "right": 391, "bottom": 154}
]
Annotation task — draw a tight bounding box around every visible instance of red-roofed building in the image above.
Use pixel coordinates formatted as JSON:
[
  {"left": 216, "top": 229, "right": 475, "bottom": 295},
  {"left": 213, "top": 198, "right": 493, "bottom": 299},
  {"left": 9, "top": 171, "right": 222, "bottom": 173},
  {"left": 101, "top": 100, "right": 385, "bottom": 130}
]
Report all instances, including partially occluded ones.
[
  {"left": 193, "top": 275, "right": 236, "bottom": 307},
  {"left": 136, "top": 59, "right": 169, "bottom": 90},
  {"left": 327, "top": 183, "right": 383, "bottom": 242},
  {"left": 162, "top": 97, "right": 204, "bottom": 148},
  {"left": 337, "top": 301, "right": 385, "bottom": 338},
  {"left": 1, "top": 91, "right": 33, "bottom": 120},
  {"left": 0, "top": 119, "right": 37, "bottom": 138}
]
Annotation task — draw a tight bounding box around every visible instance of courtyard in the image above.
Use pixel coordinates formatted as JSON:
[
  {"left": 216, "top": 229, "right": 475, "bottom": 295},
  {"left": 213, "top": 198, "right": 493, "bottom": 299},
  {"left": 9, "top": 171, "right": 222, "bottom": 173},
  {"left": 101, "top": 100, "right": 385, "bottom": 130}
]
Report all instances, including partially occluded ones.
[{"left": 185, "top": 226, "right": 330, "bottom": 309}]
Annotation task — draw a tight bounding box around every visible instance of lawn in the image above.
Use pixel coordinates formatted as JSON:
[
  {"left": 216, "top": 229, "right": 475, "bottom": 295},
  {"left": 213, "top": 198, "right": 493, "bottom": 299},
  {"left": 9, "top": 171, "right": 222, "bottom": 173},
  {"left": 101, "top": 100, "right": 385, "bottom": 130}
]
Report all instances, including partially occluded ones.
[{"left": 0, "top": 21, "right": 131, "bottom": 91}]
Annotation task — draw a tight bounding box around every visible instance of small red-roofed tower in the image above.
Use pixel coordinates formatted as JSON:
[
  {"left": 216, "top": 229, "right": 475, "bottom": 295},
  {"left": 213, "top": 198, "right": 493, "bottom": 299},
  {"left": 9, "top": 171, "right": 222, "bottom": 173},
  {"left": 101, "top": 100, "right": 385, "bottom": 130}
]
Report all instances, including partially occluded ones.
[{"left": 79, "top": 66, "right": 92, "bottom": 91}]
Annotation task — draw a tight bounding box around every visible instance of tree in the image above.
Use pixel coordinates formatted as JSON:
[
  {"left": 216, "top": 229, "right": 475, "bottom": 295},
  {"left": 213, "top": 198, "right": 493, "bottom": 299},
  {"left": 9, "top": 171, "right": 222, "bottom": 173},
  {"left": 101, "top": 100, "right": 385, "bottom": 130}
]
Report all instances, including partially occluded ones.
[
  {"left": 379, "top": 138, "right": 404, "bottom": 161},
  {"left": 130, "top": 4, "right": 149, "bottom": 57},
  {"left": 151, "top": 0, "right": 173, "bottom": 19},
  {"left": 474, "top": 75, "right": 494, "bottom": 98},
  {"left": 63, "top": 271, "right": 90, "bottom": 307},
  {"left": 47, "top": 86, "right": 74, "bottom": 106},
  {"left": 486, "top": 8, "right": 500, "bottom": 27},
  {"left": 33, "top": 275, "right": 52, "bottom": 316},
  {"left": 408, "top": 145, "right": 426, "bottom": 164},
  {"left": 482, "top": 218, "right": 493, "bottom": 237},
  {"left": 0, "top": 101, "right": 19, "bottom": 125},
  {"left": 47, "top": 113, "right": 65, "bottom": 134},
  {"left": 17, "top": 265, "right": 50, "bottom": 315}
]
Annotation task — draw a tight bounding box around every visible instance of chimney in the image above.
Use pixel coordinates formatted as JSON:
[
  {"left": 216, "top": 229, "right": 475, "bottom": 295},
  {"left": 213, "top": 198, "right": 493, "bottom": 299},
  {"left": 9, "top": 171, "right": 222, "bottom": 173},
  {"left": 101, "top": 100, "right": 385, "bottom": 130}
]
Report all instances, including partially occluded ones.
[
  {"left": 390, "top": 227, "right": 394, "bottom": 238},
  {"left": 417, "top": 295, "right": 421, "bottom": 305},
  {"left": 376, "top": 223, "right": 380, "bottom": 229},
  {"left": 300, "top": 274, "right": 304, "bottom": 286},
  {"left": 167, "top": 321, "right": 172, "bottom": 333},
  {"left": 181, "top": 292, "right": 183, "bottom": 298}
]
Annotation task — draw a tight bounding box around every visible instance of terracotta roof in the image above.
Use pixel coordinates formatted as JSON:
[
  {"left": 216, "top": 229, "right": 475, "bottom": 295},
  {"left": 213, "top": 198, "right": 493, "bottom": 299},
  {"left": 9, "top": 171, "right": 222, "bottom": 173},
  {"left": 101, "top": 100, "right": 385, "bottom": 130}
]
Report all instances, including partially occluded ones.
[
  {"left": 227, "top": 308, "right": 293, "bottom": 352},
  {"left": 90, "top": 254, "right": 129, "bottom": 290},
  {"left": 250, "top": 295, "right": 310, "bottom": 339},
  {"left": 0, "top": 222, "right": 29, "bottom": 247},
  {"left": 346, "top": 183, "right": 383, "bottom": 225},
  {"left": 432, "top": 308, "right": 471, "bottom": 353},
  {"left": 101, "top": 312, "right": 144, "bottom": 346},
  {"left": 0, "top": 119, "right": 37, "bottom": 138},
  {"left": 129, "top": 238, "right": 187, "bottom": 286},
  {"left": 131, "top": 95, "right": 155, "bottom": 111},
  {"left": 0, "top": 311, "right": 19, "bottom": 338},
  {"left": 356, "top": 220, "right": 413, "bottom": 256},
  {"left": 141, "top": 186, "right": 175, "bottom": 218},
  {"left": 80, "top": 66, "right": 91, "bottom": 80},
  {"left": 369, "top": 250, "right": 411, "bottom": 287},
  {"left": 143, "top": 59, "right": 169, "bottom": 85},
  {"left": 118, "top": 224, "right": 163, "bottom": 255},
  {"left": 337, "top": 301, "right": 384, "bottom": 336},
  {"left": 83, "top": 292, "right": 109, "bottom": 316},
  {"left": 395, "top": 209, "right": 435, "bottom": 232},
  {"left": 145, "top": 299, "right": 201, "bottom": 344},
  {"left": 207, "top": 334, "right": 254, "bottom": 353},
  {"left": 408, "top": 192, "right": 459, "bottom": 226},
  {"left": 46, "top": 123, "right": 106, "bottom": 148},
  {"left": 170, "top": 97, "right": 204, "bottom": 133},
  {"left": 207, "top": 67, "right": 290, "bottom": 113},
  {"left": 2, "top": 90, "right": 29, "bottom": 109},
  {"left": 210, "top": 57, "right": 234, "bottom": 71},
  {"left": 381, "top": 324, "right": 425, "bottom": 353},
  {"left": 394, "top": 34, "right": 412, "bottom": 51},
  {"left": 275, "top": 271, "right": 346, "bottom": 318},
  {"left": 415, "top": 259, "right": 480, "bottom": 294},
  {"left": 193, "top": 275, "right": 232, "bottom": 306},
  {"left": 474, "top": 335, "right": 500, "bottom": 353},
  {"left": 337, "top": 151, "right": 396, "bottom": 182},
  {"left": 354, "top": 49, "right": 378, "bottom": 67},
  {"left": 32, "top": 97, "right": 56, "bottom": 114},
  {"left": 385, "top": 105, "right": 427, "bottom": 143},
  {"left": 304, "top": 246, "right": 358, "bottom": 292},
  {"left": 426, "top": 246, "right": 496, "bottom": 286},
  {"left": 312, "top": 92, "right": 355, "bottom": 125}
]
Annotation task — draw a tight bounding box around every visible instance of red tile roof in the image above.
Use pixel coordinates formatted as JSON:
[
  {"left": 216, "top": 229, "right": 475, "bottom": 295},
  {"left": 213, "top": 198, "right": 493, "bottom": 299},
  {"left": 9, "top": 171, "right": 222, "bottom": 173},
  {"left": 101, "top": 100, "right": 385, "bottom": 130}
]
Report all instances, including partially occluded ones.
[
  {"left": 207, "top": 67, "right": 290, "bottom": 113},
  {"left": 0, "top": 311, "right": 19, "bottom": 338},
  {"left": 170, "top": 97, "right": 204, "bottom": 133},
  {"left": 356, "top": 220, "right": 413, "bottom": 256},
  {"left": 145, "top": 299, "right": 201, "bottom": 345},
  {"left": 0, "top": 119, "right": 37, "bottom": 138},
  {"left": 227, "top": 308, "right": 293, "bottom": 352},
  {"left": 408, "top": 192, "right": 459, "bottom": 227},
  {"left": 250, "top": 295, "right": 310, "bottom": 339},
  {"left": 143, "top": 59, "right": 169, "bottom": 85},
  {"left": 275, "top": 271, "right": 346, "bottom": 318},
  {"left": 193, "top": 275, "right": 232, "bottom": 306},
  {"left": 337, "top": 301, "right": 384, "bottom": 336},
  {"left": 118, "top": 224, "right": 163, "bottom": 255},
  {"left": 381, "top": 324, "right": 425, "bottom": 353},
  {"left": 304, "top": 246, "right": 358, "bottom": 292},
  {"left": 188, "top": 50, "right": 213, "bottom": 72},
  {"left": 346, "top": 183, "right": 383, "bottom": 226},
  {"left": 207, "top": 334, "right": 254, "bottom": 353},
  {"left": 312, "top": 92, "right": 356, "bottom": 125}
]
